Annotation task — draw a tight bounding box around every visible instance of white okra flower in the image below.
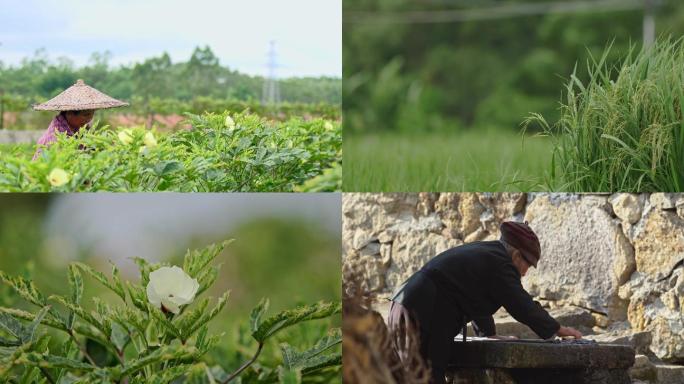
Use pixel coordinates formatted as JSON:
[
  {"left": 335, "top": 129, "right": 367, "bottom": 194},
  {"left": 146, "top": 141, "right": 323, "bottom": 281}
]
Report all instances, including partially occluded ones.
[
  {"left": 225, "top": 115, "right": 235, "bottom": 130},
  {"left": 118, "top": 129, "right": 134, "bottom": 145},
  {"left": 144, "top": 131, "right": 157, "bottom": 147},
  {"left": 146, "top": 266, "right": 199, "bottom": 314}
]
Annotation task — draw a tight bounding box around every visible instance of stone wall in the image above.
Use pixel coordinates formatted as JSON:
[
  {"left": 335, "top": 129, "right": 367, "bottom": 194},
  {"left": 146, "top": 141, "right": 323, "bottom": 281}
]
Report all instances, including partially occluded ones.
[{"left": 342, "top": 193, "right": 684, "bottom": 364}]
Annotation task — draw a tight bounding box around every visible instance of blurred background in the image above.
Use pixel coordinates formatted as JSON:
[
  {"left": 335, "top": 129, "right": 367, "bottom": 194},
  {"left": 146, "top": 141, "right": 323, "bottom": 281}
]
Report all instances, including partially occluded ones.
[
  {"left": 0, "top": 193, "right": 340, "bottom": 313},
  {"left": 343, "top": 0, "right": 684, "bottom": 191}
]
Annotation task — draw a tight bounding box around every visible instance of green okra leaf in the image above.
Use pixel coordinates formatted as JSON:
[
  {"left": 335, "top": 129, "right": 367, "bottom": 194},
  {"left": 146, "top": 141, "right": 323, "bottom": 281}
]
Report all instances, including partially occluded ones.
[
  {"left": 0, "top": 336, "right": 20, "bottom": 347},
  {"left": 92, "top": 297, "right": 113, "bottom": 339},
  {"left": 300, "top": 353, "right": 341, "bottom": 376},
  {"left": 120, "top": 345, "right": 197, "bottom": 377},
  {"left": 252, "top": 301, "right": 341, "bottom": 343},
  {"left": 182, "top": 239, "right": 233, "bottom": 279},
  {"left": 280, "top": 328, "right": 341, "bottom": 370},
  {"left": 0, "top": 271, "right": 47, "bottom": 308},
  {"left": 67, "top": 264, "right": 83, "bottom": 330},
  {"left": 18, "top": 363, "right": 42, "bottom": 384},
  {"left": 85, "top": 338, "right": 118, "bottom": 368},
  {"left": 73, "top": 323, "right": 110, "bottom": 351},
  {"left": 153, "top": 160, "right": 182, "bottom": 177},
  {"left": 182, "top": 291, "right": 229, "bottom": 341},
  {"left": 147, "top": 305, "right": 182, "bottom": 341},
  {"left": 195, "top": 264, "right": 221, "bottom": 297},
  {"left": 110, "top": 322, "right": 130, "bottom": 353},
  {"left": 182, "top": 362, "right": 213, "bottom": 384},
  {"left": 175, "top": 297, "right": 209, "bottom": 336},
  {"left": 110, "top": 262, "right": 127, "bottom": 304},
  {"left": 277, "top": 366, "right": 302, "bottom": 384},
  {"left": 21, "top": 306, "right": 50, "bottom": 343},
  {"left": 0, "top": 311, "right": 25, "bottom": 342},
  {"left": 131, "top": 257, "right": 160, "bottom": 287},
  {"left": 17, "top": 352, "right": 95, "bottom": 371},
  {"left": 146, "top": 363, "right": 196, "bottom": 383},
  {"left": 0, "top": 307, "right": 67, "bottom": 332},
  {"left": 72, "top": 262, "right": 125, "bottom": 302},
  {"left": 49, "top": 295, "right": 108, "bottom": 339},
  {"left": 68, "top": 265, "right": 83, "bottom": 306},
  {"left": 55, "top": 339, "right": 79, "bottom": 382},
  {"left": 125, "top": 281, "right": 148, "bottom": 313},
  {"left": 250, "top": 298, "right": 269, "bottom": 334}
]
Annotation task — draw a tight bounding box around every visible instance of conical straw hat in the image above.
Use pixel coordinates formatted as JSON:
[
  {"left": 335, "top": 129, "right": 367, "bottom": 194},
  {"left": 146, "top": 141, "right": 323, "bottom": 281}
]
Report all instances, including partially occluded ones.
[{"left": 33, "top": 79, "right": 129, "bottom": 111}]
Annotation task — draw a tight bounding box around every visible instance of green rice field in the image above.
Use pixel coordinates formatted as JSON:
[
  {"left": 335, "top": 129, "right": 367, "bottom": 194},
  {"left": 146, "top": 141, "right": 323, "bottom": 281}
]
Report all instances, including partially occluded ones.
[{"left": 343, "top": 130, "right": 553, "bottom": 191}]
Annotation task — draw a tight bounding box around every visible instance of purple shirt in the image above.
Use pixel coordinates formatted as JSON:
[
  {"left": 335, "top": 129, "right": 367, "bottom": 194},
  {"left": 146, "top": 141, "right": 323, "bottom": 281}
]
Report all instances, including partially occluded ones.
[{"left": 32, "top": 114, "right": 80, "bottom": 160}]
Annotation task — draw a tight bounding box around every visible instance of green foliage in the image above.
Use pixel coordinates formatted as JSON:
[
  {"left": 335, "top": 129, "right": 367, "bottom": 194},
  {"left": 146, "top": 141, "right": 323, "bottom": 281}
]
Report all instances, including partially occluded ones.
[
  {"left": 251, "top": 302, "right": 341, "bottom": 343},
  {"left": 343, "top": 0, "right": 652, "bottom": 134},
  {"left": 0, "top": 241, "right": 341, "bottom": 383},
  {"left": 526, "top": 38, "right": 684, "bottom": 192},
  {"left": 294, "top": 163, "right": 341, "bottom": 192},
  {"left": 280, "top": 329, "right": 341, "bottom": 371},
  {"left": 0, "top": 111, "right": 341, "bottom": 192},
  {"left": 0, "top": 46, "right": 340, "bottom": 106}
]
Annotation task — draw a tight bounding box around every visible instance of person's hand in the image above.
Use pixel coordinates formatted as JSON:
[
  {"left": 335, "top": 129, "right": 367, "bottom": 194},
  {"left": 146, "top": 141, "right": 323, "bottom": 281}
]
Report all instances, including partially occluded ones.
[
  {"left": 557, "top": 326, "right": 582, "bottom": 339},
  {"left": 487, "top": 335, "right": 518, "bottom": 340}
]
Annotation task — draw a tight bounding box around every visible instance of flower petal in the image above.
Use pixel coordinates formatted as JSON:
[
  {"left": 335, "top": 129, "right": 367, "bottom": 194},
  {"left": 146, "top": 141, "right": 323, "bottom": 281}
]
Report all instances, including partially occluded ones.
[
  {"left": 146, "top": 280, "right": 162, "bottom": 308},
  {"left": 161, "top": 297, "right": 181, "bottom": 314}
]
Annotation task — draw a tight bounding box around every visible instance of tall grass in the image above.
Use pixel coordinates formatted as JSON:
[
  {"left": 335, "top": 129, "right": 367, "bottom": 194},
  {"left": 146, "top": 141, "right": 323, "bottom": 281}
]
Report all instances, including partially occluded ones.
[{"left": 525, "top": 38, "right": 684, "bottom": 192}]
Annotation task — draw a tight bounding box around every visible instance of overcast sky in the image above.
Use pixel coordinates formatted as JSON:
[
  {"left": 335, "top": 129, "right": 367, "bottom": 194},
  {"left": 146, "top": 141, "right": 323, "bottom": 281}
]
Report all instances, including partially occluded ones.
[{"left": 0, "top": 0, "right": 341, "bottom": 78}]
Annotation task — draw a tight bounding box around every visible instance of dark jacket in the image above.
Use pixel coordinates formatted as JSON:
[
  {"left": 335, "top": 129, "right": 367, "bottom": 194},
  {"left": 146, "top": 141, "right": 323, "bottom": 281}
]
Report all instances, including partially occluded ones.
[{"left": 392, "top": 240, "right": 560, "bottom": 339}]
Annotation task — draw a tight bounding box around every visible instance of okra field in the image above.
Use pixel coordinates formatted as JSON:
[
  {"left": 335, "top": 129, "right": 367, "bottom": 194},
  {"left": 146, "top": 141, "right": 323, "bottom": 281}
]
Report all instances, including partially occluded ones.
[{"left": 0, "top": 111, "right": 341, "bottom": 192}]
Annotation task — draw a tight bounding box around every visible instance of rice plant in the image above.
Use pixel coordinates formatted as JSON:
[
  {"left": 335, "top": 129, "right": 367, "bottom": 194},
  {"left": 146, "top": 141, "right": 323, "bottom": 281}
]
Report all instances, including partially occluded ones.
[{"left": 525, "top": 37, "right": 684, "bottom": 192}]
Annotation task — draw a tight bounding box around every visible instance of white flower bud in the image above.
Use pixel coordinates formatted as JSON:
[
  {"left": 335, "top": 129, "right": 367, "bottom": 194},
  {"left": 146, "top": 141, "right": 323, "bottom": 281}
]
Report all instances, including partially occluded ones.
[
  {"left": 118, "top": 129, "right": 134, "bottom": 145},
  {"left": 146, "top": 266, "right": 199, "bottom": 314},
  {"left": 144, "top": 131, "right": 157, "bottom": 147},
  {"left": 225, "top": 115, "right": 235, "bottom": 130},
  {"left": 48, "top": 168, "right": 70, "bottom": 187}
]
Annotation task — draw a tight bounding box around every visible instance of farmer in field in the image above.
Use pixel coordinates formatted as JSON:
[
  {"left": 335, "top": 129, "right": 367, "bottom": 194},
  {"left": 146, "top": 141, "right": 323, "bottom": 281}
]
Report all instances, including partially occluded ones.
[
  {"left": 32, "top": 79, "right": 128, "bottom": 160},
  {"left": 388, "top": 221, "right": 583, "bottom": 384}
]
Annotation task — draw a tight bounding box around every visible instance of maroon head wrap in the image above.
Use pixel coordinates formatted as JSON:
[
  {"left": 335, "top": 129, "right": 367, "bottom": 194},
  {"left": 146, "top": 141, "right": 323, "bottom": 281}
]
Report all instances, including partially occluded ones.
[{"left": 500, "top": 221, "right": 541, "bottom": 268}]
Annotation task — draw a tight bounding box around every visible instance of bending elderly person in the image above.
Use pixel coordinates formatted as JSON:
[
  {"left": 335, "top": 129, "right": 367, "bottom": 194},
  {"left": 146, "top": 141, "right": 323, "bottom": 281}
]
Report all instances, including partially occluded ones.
[{"left": 388, "top": 221, "right": 582, "bottom": 384}]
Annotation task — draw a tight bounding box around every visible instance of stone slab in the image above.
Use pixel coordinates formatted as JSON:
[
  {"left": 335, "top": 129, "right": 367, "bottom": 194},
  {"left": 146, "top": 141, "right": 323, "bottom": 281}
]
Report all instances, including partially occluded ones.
[
  {"left": 448, "top": 368, "right": 632, "bottom": 384},
  {"left": 449, "top": 340, "right": 635, "bottom": 369}
]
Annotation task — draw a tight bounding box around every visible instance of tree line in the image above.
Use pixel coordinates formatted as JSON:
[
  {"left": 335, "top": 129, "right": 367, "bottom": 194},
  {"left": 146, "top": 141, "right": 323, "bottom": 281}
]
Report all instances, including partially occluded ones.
[{"left": 0, "top": 46, "right": 341, "bottom": 106}]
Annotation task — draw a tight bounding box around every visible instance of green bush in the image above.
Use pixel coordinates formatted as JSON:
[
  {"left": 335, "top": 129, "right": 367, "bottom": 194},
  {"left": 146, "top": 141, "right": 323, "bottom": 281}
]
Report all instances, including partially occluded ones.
[
  {"left": 0, "top": 111, "right": 341, "bottom": 192},
  {"left": 294, "top": 163, "right": 341, "bottom": 192},
  {"left": 525, "top": 38, "right": 684, "bottom": 192},
  {"left": 0, "top": 241, "right": 341, "bottom": 383}
]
